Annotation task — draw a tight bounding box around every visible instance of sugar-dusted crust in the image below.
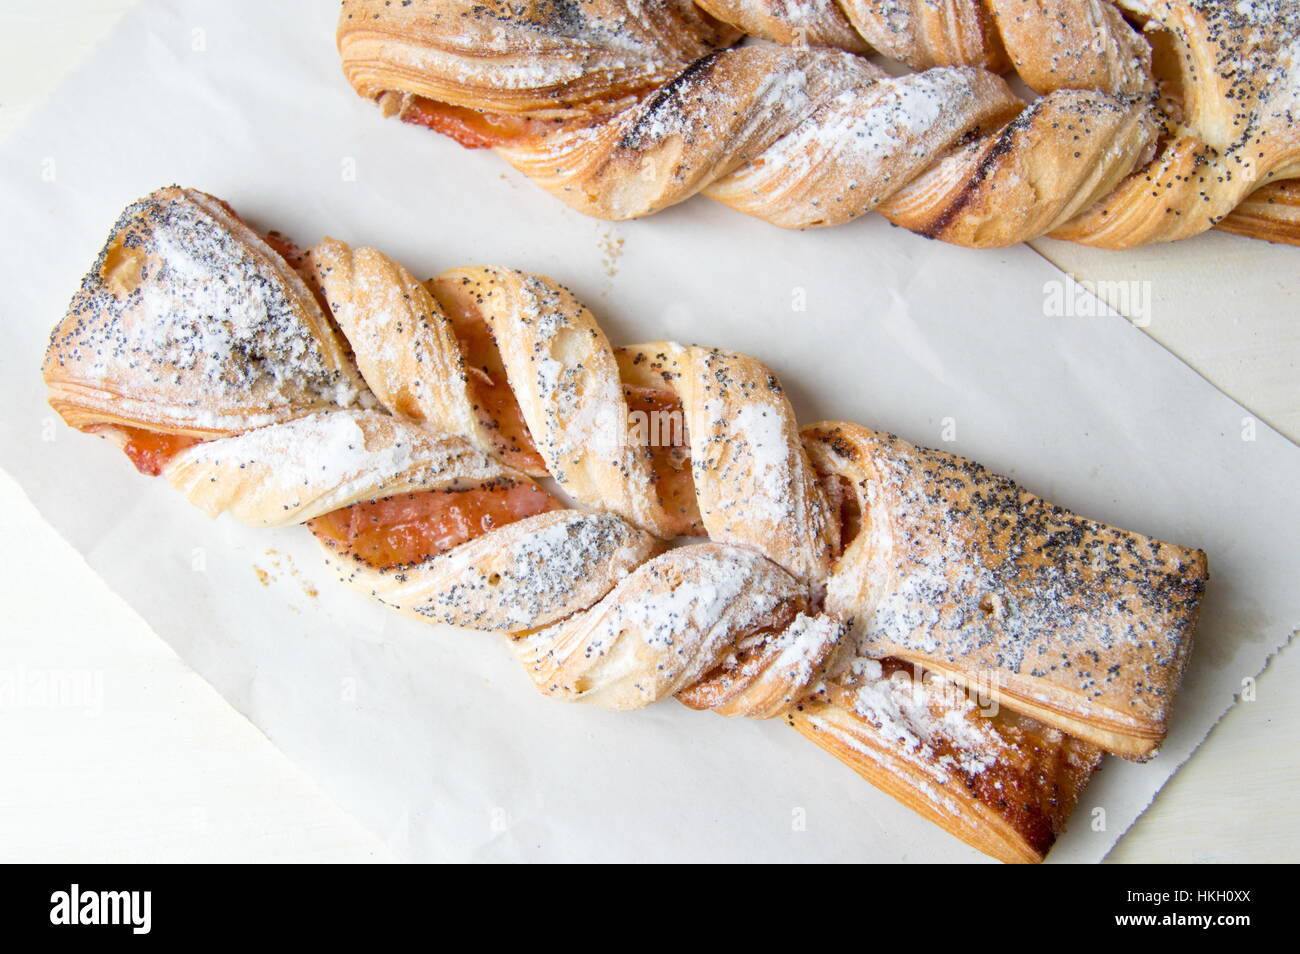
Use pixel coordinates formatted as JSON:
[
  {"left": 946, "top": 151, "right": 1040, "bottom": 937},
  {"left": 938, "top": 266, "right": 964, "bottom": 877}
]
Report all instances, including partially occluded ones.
[
  {"left": 335, "top": 509, "right": 664, "bottom": 634},
  {"left": 427, "top": 268, "right": 838, "bottom": 575},
  {"left": 431, "top": 266, "right": 690, "bottom": 538},
  {"left": 43, "top": 186, "right": 363, "bottom": 440},
  {"left": 517, "top": 543, "right": 842, "bottom": 714},
  {"left": 878, "top": 91, "right": 1159, "bottom": 247},
  {"left": 695, "top": 0, "right": 871, "bottom": 56},
  {"left": 337, "top": 0, "right": 737, "bottom": 119},
  {"left": 305, "top": 238, "right": 492, "bottom": 458},
  {"left": 167, "top": 406, "right": 662, "bottom": 632},
  {"left": 615, "top": 341, "right": 838, "bottom": 583},
  {"left": 339, "top": 0, "right": 1300, "bottom": 248},
  {"left": 705, "top": 65, "right": 1024, "bottom": 230},
  {"left": 803, "top": 422, "right": 1207, "bottom": 760},
  {"left": 789, "top": 657, "right": 1103, "bottom": 864},
  {"left": 165, "top": 409, "right": 517, "bottom": 526}
]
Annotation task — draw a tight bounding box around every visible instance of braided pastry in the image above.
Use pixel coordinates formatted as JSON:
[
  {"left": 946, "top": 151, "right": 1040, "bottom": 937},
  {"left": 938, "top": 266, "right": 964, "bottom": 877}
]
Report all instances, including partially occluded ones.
[
  {"left": 42, "top": 188, "right": 1209, "bottom": 862},
  {"left": 337, "top": 0, "right": 1300, "bottom": 247}
]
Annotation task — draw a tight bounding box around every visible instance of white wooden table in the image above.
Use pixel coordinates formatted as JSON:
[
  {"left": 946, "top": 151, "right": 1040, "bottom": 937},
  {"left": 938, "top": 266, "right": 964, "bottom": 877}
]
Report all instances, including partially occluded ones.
[{"left": 1, "top": 0, "right": 1295, "bottom": 862}]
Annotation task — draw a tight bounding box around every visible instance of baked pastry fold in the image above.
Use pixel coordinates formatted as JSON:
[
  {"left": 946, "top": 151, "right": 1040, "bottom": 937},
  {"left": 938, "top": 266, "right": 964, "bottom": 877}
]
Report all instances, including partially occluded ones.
[
  {"left": 42, "top": 186, "right": 364, "bottom": 445},
  {"left": 517, "top": 543, "right": 839, "bottom": 713},
  {"left": 337, "top": 0, "right": 738, "bottom": 119},
  {"left": 790, "top": 656, "right": 1104, "bottom": 864},
  {"left": 165, "top": 408, "right": 517, "bottom": 527},
  {"left": 304, "top": 240, "right": 494, "bottom": 461},
  {"left": 804, "top": 422, "right": 1206, "bottom": 760}
]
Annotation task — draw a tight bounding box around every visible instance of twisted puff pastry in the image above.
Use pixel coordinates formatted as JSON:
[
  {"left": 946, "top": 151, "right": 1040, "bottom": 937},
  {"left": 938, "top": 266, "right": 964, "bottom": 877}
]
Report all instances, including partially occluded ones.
[
  {"left": 42, "top": 187, "right": 1209, "bottom": 862},
  {"left": 337, "top": 0, "right": 1300, "bottom": 248}
]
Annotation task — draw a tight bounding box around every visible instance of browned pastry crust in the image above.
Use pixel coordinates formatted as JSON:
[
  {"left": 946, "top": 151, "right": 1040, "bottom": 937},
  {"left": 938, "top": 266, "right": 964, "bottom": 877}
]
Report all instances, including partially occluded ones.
[
  {"left": 803, "top": 422, "right": 1206, "bottom": 760},
  {"left": 701, "top": 0, "right": 1010, "bottom": 70},
  {"left": 876, "top": 90, "right": 1160, "bottom": 246},
  {"left": 337, "top": 0, "right": 738, "bottom": 119},
  {"left": 42, "top": 187, "right": 1214, "bottom": 861},
  {"left": 1214, "top": 180, "right": 1300, "bottom": 245},
  {"left": 41, "top": 187, "right": 364, "bottom": 441},
  {"left": 337, "top": 0, "right": 1300, "bottom": 248},
  {"left": 789, "top": 658, "right": 1103, "bottom": 864}
]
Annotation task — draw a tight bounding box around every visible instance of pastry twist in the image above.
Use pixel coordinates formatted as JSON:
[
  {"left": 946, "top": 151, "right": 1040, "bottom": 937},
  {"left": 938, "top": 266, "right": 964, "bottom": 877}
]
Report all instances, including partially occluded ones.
[
  {"left": 337, "top": 0, "right": 1300, "bottom": 247},
  {"left": 43, "top": 188, "right": 1209, "bottom": 861}
]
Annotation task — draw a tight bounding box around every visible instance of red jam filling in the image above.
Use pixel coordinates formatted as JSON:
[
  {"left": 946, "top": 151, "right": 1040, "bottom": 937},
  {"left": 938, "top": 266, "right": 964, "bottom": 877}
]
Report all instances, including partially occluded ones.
[
  {"left": 623, "top": 383, "right": 702, "bottom": 535},
  {"left": 307, "top": 480, "right": 558, "bottom": 569},
  {"left": 817, "top": 471, "right": 862, "bottom": 558},
  {"left": 104, "top": 426, "right": 202, "bottom": 477},
  {"left": 399, "top": 97, "right": 545, "bottom": 149},
  {"left": 435, "top": 291, "right": 548, "bottom": 475}
]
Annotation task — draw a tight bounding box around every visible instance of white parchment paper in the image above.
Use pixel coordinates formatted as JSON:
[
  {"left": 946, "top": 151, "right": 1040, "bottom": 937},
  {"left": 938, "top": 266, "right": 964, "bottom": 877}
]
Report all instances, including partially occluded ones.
[{"left": 1, "top": 0, "right": 1297, "bottom": 862}]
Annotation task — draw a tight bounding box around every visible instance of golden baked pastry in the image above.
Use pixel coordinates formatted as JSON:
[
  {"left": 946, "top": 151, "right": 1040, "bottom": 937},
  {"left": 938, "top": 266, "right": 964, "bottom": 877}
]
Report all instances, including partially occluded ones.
[
  {"left": 804, "top": 423, "right": 1204, "bottom": 759},
  {"left": 42, "top": 187, "right": 1212, "bottom": 861},
  {"left": 337, "top": 0, "right": 1300, "bottom": 247}
]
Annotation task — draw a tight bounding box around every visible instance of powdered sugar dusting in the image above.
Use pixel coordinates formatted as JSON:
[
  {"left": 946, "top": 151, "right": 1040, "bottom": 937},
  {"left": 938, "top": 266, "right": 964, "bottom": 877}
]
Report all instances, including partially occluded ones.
[
  {"left": 47, "top": 188, "right": 361, "bottom": 431},
  {"left": 167, "top": 409, "right": 510, "bottom": 525}
]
